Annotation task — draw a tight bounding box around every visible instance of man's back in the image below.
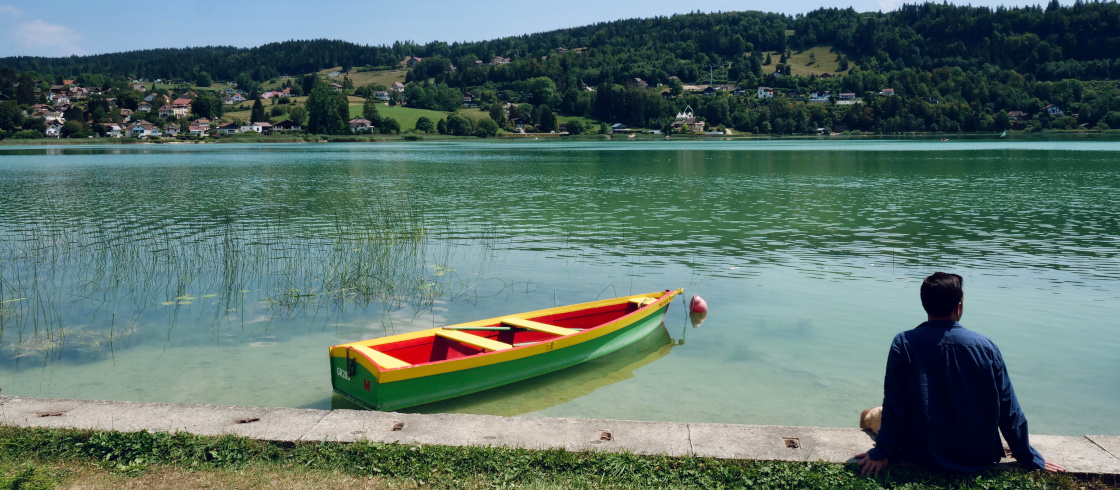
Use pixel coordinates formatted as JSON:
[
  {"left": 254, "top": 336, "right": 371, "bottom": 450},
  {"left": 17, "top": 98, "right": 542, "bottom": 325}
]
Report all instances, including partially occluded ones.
[
  {"left": 857, "top": 272, "right": 1058, "bottom": 476},
  {"left": 869, "top": 320, "right": 1045, "bottom": 471}
]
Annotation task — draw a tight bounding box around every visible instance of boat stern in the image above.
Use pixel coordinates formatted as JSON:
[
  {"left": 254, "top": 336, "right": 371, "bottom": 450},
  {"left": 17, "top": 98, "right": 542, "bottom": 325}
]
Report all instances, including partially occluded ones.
[{"left": 329, "top": 347, "right": 381, "bottom": 409}]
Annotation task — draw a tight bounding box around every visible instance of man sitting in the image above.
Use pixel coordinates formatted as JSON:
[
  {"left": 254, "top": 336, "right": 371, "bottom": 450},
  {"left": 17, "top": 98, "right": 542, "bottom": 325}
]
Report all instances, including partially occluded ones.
[{"left": 855, "top": 272, "right": 1065, "bottom": 475}]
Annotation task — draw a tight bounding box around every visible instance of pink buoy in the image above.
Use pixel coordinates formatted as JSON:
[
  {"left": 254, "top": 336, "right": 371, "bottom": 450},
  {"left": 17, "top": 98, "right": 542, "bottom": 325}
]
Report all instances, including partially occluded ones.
[{"left": 689, "top": 294, "right": 708, "bottom": 314}]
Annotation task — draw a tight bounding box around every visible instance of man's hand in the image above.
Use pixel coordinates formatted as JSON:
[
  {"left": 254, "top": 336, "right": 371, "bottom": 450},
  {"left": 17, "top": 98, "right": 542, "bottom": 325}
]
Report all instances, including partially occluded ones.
[
  {"left": 855, "top": 451, "right": 888, "bottom": 476},
  {"left": 1043, "top": 460, "right": 1066, "bottom": 472}
]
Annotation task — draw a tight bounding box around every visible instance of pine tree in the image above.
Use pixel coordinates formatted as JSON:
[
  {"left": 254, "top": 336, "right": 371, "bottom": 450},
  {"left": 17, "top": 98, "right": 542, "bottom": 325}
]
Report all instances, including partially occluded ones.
[{"left": 250, "top": 98, "right": 267, "bottom": 123}]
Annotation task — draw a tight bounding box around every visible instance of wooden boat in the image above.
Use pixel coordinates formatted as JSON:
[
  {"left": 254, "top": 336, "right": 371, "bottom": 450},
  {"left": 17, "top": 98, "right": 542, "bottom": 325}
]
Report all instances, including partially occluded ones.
[{"left": 329, "top": 289, "right": 682, "bottom": 411}]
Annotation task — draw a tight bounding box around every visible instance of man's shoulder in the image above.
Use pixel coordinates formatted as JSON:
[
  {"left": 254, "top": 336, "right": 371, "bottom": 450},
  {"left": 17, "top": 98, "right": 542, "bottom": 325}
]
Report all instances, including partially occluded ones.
[
  {"left": 947, "top": 324, "right": 998, "bottom": 346},
  {"left": 898, "top": 322, "right": 999, "bottom": 348}
]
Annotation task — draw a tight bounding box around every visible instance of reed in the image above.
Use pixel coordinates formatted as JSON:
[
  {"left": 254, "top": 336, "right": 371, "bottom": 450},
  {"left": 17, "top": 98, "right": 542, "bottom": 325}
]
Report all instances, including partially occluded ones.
[{"left": 0, "top": 190, "right": 450, "bottom": 365}]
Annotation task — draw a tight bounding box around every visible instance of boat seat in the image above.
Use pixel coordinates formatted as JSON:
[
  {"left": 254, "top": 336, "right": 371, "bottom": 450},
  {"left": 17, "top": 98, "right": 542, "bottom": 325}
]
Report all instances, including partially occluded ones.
[
  {"left": 501, "top": 317, "right": 580, "bottom": 336},
  {"left": 350, "top": 344, "right": 411, "bottom": 369},
  {"left": 628, "top": 297, "right": 657, "bottom": 307},
  {"left": 436, "top": 329, "right": 513, "bottom": 351}
]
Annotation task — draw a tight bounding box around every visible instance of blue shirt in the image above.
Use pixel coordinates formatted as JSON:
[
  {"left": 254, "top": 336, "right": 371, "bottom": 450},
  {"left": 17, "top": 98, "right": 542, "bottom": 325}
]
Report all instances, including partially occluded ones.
[{"left": 867, "top": 320, "right": 1045, "bottom": 471}]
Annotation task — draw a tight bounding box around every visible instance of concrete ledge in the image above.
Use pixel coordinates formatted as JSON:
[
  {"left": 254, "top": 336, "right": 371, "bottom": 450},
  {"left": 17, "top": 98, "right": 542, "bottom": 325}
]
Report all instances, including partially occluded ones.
[{"left": 2, "top": 396, "right": 1117, "bottom": 475}]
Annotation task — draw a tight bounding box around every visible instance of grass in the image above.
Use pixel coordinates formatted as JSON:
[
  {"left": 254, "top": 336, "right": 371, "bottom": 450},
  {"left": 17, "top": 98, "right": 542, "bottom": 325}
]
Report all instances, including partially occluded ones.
[
  {"left": 0, "top": 185, "right": 435, "bottom": 361},
  {"left": 316, "top": 66, "right": 408, "bottom": 89},
  {"left": 350, "top": 104, "right": 454, "bottom": 130},
  {"left": 784, "top": 45, "right": 849, "bottom": 77},
  {"left": 0, "top": 425, "right": 1114, "bottom": 489}
]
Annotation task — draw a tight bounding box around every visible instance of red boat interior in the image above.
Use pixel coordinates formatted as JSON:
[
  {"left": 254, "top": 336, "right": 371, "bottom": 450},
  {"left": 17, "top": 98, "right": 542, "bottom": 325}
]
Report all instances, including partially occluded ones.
[{"left": 364, "top": 299, "right": 653, "bottom": 367}]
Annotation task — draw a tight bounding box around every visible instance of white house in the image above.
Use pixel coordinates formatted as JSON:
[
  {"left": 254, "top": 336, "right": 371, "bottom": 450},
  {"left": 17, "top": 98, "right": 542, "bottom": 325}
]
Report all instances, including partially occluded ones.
[
  {"left": 809, "top": 91, "right": 831, "bottom": 103},
  {"left": 128, "top": 122, "right": 153, "bottom": 137},
  {"left": 45, "top": 121, "right": 63, "bottom": 138},
  {"left": 1043, "top": 104, "right": 1064, "bottom": 117},
  {"left": 757, "top": 87, "right": 775, "bottom": 99},
  {"left": 216, "top": 123, "right": 239, "bottom": 135},
  {"left": 348, "top": 118, "right": 372, "bottom": 132}
]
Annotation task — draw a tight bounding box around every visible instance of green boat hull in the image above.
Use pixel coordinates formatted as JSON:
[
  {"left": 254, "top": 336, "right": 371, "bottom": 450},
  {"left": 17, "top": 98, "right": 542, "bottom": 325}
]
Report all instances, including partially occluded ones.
[{"left": 330, "top": 302, "right": 670, "bottom": 411}]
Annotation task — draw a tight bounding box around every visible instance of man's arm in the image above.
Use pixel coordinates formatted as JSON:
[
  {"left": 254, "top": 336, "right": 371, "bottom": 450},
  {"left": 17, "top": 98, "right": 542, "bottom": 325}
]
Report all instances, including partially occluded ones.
[
  {"left": 993, "top": 347, "right": 1047, "bottom": 471},
  {"left": 866, "top": 335, "right": 909, "bottom": 461}
]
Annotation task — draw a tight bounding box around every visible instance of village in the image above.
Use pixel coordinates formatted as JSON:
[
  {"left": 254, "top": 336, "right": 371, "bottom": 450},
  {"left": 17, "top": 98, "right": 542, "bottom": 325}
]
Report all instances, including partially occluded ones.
[{"left": 14, "top": 63, "right": 1055, "bottom": 141}]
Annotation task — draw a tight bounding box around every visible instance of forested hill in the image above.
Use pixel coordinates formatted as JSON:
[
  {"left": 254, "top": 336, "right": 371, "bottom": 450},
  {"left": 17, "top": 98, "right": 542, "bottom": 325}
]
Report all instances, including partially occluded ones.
[{"left": 2, "top": 1, "right": 1118, "bottom": 83}]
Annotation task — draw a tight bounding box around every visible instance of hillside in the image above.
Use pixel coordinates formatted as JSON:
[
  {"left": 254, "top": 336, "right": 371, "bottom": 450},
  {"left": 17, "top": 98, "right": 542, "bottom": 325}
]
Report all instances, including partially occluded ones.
[{"left": 3, "top": 3, "right": 1120, "bottom": 137}]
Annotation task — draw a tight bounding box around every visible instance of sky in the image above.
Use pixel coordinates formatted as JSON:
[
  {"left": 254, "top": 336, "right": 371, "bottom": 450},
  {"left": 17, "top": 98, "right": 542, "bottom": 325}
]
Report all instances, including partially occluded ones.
[{"left": 0, "top": 0, "right": 1074, "bottom": 58}]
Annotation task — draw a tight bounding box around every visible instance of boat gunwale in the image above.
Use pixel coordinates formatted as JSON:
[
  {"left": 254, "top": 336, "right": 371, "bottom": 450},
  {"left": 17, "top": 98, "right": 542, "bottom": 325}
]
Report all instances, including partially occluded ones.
[{"left": 329, "top": 289, "right": 680, "bottom": 383}]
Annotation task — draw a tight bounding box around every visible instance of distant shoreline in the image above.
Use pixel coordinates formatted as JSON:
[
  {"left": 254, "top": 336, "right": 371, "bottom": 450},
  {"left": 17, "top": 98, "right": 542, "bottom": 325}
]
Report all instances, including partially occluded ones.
[{"left": 3, "top": 130, "right": 1116, "bottom": 147}]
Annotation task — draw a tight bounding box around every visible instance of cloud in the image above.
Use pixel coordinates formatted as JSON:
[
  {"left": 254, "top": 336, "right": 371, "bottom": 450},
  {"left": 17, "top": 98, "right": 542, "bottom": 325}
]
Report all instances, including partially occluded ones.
[
  {"left": 12, "top": 19, "right": 84, "bottom": 56},
  {"left": 878, "top": 0, "right": 904, "bottom": 11},
  {"left": 0, "top": 5, "right": 19, "bottom": 15}
]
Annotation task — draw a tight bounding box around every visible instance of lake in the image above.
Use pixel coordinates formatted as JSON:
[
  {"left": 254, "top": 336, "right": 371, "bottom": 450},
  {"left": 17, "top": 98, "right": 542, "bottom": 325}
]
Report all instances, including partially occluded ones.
[{"left": 1, "top": 139, "right": 1117, "bottom": 436}]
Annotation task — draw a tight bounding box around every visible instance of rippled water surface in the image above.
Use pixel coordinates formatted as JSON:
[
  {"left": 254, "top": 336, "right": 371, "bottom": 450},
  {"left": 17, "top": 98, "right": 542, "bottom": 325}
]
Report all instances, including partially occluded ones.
[{"left": 1, "top": 140, "right": 1118, "bottom": 436}]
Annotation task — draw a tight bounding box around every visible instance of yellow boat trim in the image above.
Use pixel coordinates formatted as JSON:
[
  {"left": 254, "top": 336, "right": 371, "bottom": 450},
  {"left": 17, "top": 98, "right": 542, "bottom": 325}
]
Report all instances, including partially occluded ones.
[
  {"left": 435, "top": 329, "right": 513, "bottom": 351},
  {"left": 350, "top": 344, "right": 411, "bottom": 369},
  {"left": 501, "top": 317, "right": 580, "bottom": 336},
  {"left": 628, "top": 297, "right": 656, "bottom": 307},
  {"left": 330, "top": 289, "right": 682, "bottom": 383}
]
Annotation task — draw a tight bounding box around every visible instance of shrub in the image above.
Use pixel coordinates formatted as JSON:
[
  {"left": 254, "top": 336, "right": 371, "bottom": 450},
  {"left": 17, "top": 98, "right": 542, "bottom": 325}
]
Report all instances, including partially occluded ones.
[
  {"left": 415, "top": 116, "right": 435, "bottom": 133},
  {"left": 475, "top": 118, "right": 499, "bottom": 137},
  {"left": 12, "top": 129, "right": 43, "bottom": 139}
]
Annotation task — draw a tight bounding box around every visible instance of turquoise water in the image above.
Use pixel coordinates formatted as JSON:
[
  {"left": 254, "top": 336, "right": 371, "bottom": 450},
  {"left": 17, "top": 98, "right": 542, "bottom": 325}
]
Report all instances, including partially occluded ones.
[{"left": 1, "top": 140, "right": 1117, "bottom": 436}]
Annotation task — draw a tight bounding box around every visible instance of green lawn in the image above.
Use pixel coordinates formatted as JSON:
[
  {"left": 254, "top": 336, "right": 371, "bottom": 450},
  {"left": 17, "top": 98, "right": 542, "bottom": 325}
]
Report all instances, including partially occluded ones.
[
  {"left": 348, "top": 103, "right": 464, "bottom": 131},
  {"left": 777, "top": 45, "right": 850, "bottom": 77},
  {"left": 1, "top": 425, "right": 1111, "bottom": 490}
]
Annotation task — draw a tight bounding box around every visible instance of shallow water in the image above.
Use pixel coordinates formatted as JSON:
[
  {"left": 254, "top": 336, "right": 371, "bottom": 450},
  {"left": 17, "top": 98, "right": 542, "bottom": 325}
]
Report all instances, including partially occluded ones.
[{"left": 1, "top": 140, "right": 1117, "bottom": 436}]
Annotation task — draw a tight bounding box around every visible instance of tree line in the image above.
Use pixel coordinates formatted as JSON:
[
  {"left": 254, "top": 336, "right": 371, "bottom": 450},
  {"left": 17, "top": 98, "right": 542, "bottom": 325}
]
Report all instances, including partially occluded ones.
[{"left": 3, "top": 3, "right": 1120, "bottom": 136}]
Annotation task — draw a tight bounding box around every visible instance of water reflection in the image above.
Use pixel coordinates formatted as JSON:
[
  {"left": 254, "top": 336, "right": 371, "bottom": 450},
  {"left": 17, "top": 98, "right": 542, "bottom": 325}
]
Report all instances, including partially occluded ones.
[
  {"left": 398, "top": 324, "right": 676, "bottom": 416},
  {"left": 0, "top": 142, "right": 1117, "bottom": 435}
]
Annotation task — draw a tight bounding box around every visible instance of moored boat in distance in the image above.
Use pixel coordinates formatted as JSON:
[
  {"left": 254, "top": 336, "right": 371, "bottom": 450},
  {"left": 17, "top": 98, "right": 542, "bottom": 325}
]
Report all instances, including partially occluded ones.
[{"left": 329, "top": 289, "right": 682, "bottom": 411}]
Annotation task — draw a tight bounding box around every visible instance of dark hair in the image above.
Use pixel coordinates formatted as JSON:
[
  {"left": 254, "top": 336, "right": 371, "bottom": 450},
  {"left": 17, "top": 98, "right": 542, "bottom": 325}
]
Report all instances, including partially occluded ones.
[{"left": 920, "top": 272, "right": 963, "bottom": 317}]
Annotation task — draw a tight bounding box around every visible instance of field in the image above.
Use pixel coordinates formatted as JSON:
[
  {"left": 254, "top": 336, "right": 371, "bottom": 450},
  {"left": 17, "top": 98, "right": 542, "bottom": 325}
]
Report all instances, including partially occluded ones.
[
  {"left": 780, "top": 45, "right": 850, "bottom": 77},
  {"left": 316, "top": 66, "right": 407, "bottom": 88}
]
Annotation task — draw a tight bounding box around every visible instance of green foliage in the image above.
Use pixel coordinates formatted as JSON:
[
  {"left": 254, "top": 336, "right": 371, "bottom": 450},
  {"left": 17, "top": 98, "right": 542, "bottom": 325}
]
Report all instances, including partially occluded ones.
[
  {"left": 250, "top": 98, "right": 267, "bottom": 123},
  {"left": 195, "top": 71, "right": 212, "bottom": 87},
  {"left": 362, "top": 99, "right": 381, "bottom": 123},
  {"left": 565, "top": 119, "right": 584, "bottom": 135},
  {"left": 488, "top": 102, "right": 506, "bottom": 127},
  {"left": 403, "top": 82, "right": 462, "bottom": 112},
  {"left": 16, "top": 74, "right": 36, "bottom": 105},
  {"left": 379, "top": 117, "right": 401, "bottom": 134},
  {"left": 354, "top": 83, "right": 388, "bottom": 99},
  {"left": 12, "top": 129, "right": 43, "bottom": 139},
  {"left": 474, "top": 118, "right": 499, "bottom": 137},
  {"left": 0, "top": 426, "right": 1108, "bottom": 489},
  {"left": 534, "top": 104, "right": 557, "bottom": 132},
  {"left": 288, "top": 105, "right": 307, "bottom": 126},
  {"left": 414, "top": 115, "right": 435, "bottom": 133},
  {"left": 445, "top": 113, "right": 473, "bottom": 136},
  {"left": 306, "top": 82, "right": 349, "bottom": 134},
  {"left": 4, "top": 4, "right": 1120, "bottom": 134},
  {"left": 60, "top": 120, "right": 83, "bottom": 138},
  {"left": 0, "top": 100, "right": 21, "bottom": 131}
]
